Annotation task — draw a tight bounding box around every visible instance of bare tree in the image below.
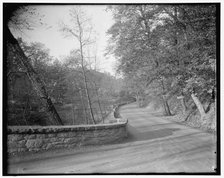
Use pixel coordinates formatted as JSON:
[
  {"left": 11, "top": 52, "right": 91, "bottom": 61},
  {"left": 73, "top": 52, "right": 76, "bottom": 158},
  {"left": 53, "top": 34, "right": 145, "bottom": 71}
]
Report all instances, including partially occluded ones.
[{"left": 59, "top": 6, "right": 96, "bottom": 124}]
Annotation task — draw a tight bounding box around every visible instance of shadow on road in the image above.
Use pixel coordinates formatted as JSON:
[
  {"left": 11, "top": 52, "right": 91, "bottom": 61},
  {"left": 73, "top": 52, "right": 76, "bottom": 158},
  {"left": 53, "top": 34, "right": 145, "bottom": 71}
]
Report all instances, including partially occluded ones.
[{"left": 125, "top": 124, "right": 180, "bottom": 142}]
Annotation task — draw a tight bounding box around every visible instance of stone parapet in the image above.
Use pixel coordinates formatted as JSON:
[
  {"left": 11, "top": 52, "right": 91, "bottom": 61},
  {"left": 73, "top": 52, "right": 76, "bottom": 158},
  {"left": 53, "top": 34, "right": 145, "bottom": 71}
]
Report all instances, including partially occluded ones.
[{"left": 7, "top": 121, "right": 128, "bottom": 156}]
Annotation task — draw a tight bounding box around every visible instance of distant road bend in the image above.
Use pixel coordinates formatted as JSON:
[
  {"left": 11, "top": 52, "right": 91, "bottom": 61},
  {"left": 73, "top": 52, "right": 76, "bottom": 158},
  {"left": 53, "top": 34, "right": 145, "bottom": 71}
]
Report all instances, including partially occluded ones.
[{"left": 9, "top": 103, "right": 216, "bottom": 173}]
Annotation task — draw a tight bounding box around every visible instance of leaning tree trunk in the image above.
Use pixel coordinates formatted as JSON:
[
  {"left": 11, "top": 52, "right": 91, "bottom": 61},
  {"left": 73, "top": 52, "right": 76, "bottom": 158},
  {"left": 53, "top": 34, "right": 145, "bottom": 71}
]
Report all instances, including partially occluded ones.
[
  {"left": 162, "top": 96, "right": 172, "bottom": 116},
  {"left": 6, "top": 26, "right": 63, "bottom": 125},
  {"left": 160, "top": 78, "right": 171, "bottom": 116},
  {"left": 191, "top": 93, "right": 206, "bottom": 118},
  {"left": 164, "top": 100, "right": 172, "bottom": 116}
]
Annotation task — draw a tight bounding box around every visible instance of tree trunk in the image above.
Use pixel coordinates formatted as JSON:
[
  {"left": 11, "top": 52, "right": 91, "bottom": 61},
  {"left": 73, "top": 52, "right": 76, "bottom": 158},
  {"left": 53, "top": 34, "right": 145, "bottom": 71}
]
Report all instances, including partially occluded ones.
[
  {"left": 136, "top": 95, "right": 139, "bottom": 106},
  {"left": 66, "top": 13, "right": 96, "bottom": 125},
  {"left": 79, "top": 43, "right": 96, "bottom": 125},
  {"left": 71, "top": 104, "right": 75, "bottom": 125},
  {"left": 191, "top": 93, "right": 206, "bottom": 118},
  {"left": 95, "top": 87, "right": 104, "bottom": 123},
  {"left": 162, "top": 96, "right": 172, "bottom": 116},
  {"left": 165, "top": 99, "right": 172, "bottom": 116},
  {"left": 180, "top": 98, "right": 187, "bottom": 114},
  {"left": 136, "top": 94, "right": 142, "bottom": 108},
  {"left": 162, "top": 97, "right": 168, "bottom": 115},
  {"left": 79, "top": 89, "right": 88, "bottom": 124},
  {"left": 177, "top": 95, "right": 187, "bottom": 114},
  {"left": 160, "top": 78, "right": 171, "bottom": 116},
  {"left": 92, "top": 62, "right": 104, "bottom": 123},
  {"left": 6, "top": 26, "right": 63, "bottom": 125}
]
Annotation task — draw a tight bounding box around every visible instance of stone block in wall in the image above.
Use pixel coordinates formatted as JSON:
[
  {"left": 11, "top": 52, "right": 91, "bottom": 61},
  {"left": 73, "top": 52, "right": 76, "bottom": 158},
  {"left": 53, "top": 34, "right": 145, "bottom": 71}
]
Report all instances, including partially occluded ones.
[
  {"left": 47, "top": 133, "right": 56, "bottom": 138},
  {"left": 36, "top": 134, "right": 46, "bottom": 139},
  {"left": 47, "top": 137, "right": 57, "bottom": 143},
  {"left": 24, "top": 135, "right": 36, "bottom": 140},
  {"left": 8, "top": 148, "right": 18, "bottom": 154},
  {"left": 25, "top": 139, "right": 43, "bottom": 149},
  {"left": 28, "top": 148, "right": 41, "bottom": 152},
  {"left": 18, "top": 140, "right": 26, "bottom": 148},
  {"left": 68, "top": 132, "right": 77, "bottom": 137},
  {"left": 41, "top": 143, "right": 48, "bottom": 150},
  {"left": 52, "top": 141, "right": 65, "bottom": 146},
  {"left": 8, "top": 142, "right": 18, "bottom": 149},
  {"left": 8, "top": 134, "right": 24, "bottom": 142},
  {"left": 17, "top": 148, "right": 28, "bottom": 153},
  {"left": 47, "top": 142, "right": 67, "bottom": 150},
  {"left": 64, "top": 137, "right": 79, "bottom": 144},
  {"left": 67, "top": 144, "right": 76, "bottom": 149},
  {"left": 57, "top": 132, "right": 69, "bottom": 138},
  {"left": 54, "top": 144, "right": 65, "bottom": 149},
  {"left": 46, "top": 143, "right": 53, "bottom": 150}
]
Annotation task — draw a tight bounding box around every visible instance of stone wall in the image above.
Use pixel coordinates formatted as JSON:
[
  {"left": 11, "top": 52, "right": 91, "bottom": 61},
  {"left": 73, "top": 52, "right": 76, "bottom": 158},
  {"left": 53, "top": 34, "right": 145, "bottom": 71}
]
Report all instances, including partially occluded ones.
[{"left": 7, "top": 121, "right": 128, "bottom": 156}]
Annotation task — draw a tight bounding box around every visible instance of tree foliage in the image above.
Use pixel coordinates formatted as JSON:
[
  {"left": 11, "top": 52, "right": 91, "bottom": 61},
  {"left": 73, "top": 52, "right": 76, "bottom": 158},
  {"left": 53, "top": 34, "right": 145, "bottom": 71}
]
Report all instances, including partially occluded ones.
[
  {"left": 7, "top": 38, "right": 123, "bottom": 125},
  {"left": 106, "top": 4, "right": 217, "bottom": 116}
]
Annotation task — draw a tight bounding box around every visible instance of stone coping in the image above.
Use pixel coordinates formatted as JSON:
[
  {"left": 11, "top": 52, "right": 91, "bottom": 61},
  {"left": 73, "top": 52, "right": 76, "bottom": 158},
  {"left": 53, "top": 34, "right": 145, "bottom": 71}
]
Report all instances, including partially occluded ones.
[{"left": 8, "top": 120, "right": 128, "bottom": 134}]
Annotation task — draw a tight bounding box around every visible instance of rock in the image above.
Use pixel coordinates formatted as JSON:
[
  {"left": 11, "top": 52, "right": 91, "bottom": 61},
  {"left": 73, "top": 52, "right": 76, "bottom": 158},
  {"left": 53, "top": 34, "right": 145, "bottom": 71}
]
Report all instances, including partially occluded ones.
[
  {"left": 8, "top": 134, "right": 23, "bottom": 142},
  {"left": 18, "top": 140, "right": 26, "bottom": 147},
  {"left": 64, "top": 138, "right": 78, "bottom": 144},
  {"left": 24, "top": 135, "right": 36, "bottom": 140},
  {"left": 48, "top": 137, "right": 57, "bottom": 142},
  {"left": 47, "top": 134, "right": 56, "bottom": 138},
  {"left": 46, "top": 143, "right": 53, "bottom": 150},
  {"left": 36, "top": 134, "right": 46, "bottom": 139},
  {"left": 57, "top": 133, "right": 68, "bottom": 138},
  {"left": 8, "top": 148, "right": 17, "bottom": 154},
  {"left": 28, "top": 148, "right": 40, "bottom": 152},
  {"left": 68, "top": 132, "right": 77, "bottom": 137},
  {"left": 17, "top": 148, "right": 28, "bottom": 152},
  {"left": 8, "top": 142, "right": 18, "bottom": 149},
  {"left": 25, "top": 139, "right": 43, "bottom": 149}
]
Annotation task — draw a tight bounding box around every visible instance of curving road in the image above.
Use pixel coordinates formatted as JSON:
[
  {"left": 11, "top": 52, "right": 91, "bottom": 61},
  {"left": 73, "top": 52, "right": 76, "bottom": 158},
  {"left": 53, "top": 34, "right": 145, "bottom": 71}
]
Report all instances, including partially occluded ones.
[{"left": 8, "top": 103, "right": 216, "bottom": 174}]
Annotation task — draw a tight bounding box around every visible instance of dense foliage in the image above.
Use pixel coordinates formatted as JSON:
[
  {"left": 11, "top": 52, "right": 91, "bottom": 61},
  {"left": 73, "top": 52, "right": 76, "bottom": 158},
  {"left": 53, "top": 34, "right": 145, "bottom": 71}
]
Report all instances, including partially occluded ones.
[
  {"left": 106, "top": 5, "right": 217, "bottom": 117},
  {"left": 7, "top": 39, "right": 123, "bottom": 125}
]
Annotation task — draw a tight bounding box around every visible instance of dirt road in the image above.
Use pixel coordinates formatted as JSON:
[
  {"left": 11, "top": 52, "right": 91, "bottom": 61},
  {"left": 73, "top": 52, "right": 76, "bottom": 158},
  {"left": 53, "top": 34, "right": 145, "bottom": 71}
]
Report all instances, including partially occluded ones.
[{"left": 8, "top": 103, "right": 216, "bottom": 174}]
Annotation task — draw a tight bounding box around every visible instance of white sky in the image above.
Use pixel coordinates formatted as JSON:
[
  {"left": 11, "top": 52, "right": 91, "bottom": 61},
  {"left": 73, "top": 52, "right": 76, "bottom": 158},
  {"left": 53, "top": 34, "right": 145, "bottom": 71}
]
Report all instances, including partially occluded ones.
[{"left": 12, "top": 5, "right": 117, "bottom": 75}]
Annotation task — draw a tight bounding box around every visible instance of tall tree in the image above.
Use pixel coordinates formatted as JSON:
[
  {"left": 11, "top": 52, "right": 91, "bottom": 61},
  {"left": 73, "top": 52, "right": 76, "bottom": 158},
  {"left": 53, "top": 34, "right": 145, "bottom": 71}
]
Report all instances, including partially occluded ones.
[
  {"left": 107, "top": 4, "right": 216, "bottom": 118},
  {"left": 59, "top": 6, "right": 96, "bottom": 124}
]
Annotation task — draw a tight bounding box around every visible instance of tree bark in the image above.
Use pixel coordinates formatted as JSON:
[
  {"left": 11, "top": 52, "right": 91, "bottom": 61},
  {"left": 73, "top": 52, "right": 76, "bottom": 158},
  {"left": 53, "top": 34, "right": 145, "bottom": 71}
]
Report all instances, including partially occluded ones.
[
  {"left": 162, "top": 96, "right": 172, "bottom": 116},
  {"left": 162, "top": 97, "right": 168, "bottom": 115},
  {"left": 92, "top": 61, "right": 104, "bottom": 123},
  {"left": 79, "top": 89, "right": 88, "bottom": 124},
  {"left": 71, "top": 104, "right": 75, "bottom": 125},
  {"left": 80, "top": 53, "right": 95, "bottom": 125},
  {"left": 165, "top": 100, "right": 172, "bottom": 116},
  {"left": 177, "top": 95, "right": 187, "bottom": 114},
  {"left": 160, "top": 78, "right": 171, "bottom": 116},
  {"left": 191, "top": 93, "right": 206, "bottom": 118},
  {"left": 180, "top": 98, "right": 187, "bottom": 114},
  {"left": 95, "top": 86, "right": 104, "bottom": 123},
  {"left": 136, "top": 93, "right": 142, "bottom": 108},
  {"left": 78, "top": 27, "right": 96, "bottom": 124},
  {"left": 6, "top": 26, "right": 63, "bottom": 125}
]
